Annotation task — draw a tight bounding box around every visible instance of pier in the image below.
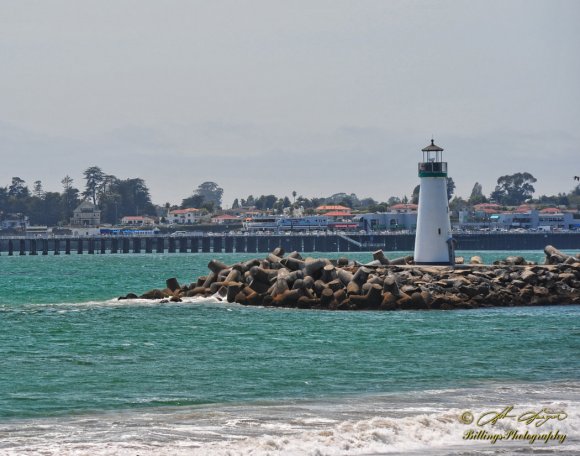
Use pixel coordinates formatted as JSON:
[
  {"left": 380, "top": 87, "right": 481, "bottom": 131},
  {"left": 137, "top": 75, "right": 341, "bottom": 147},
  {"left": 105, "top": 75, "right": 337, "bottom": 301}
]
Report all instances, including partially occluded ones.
[{"left": 0, "top": 232, "right": 578, "bottom": 255}]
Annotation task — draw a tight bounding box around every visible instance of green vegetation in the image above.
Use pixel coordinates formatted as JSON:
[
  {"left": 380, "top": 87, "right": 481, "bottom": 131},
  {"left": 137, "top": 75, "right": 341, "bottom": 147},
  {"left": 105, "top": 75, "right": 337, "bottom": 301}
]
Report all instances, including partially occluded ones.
[
  {"left": 1, "top": 167, "right": 579, "bottom": 231},
  {"left": 0, "top": 167, "right": 155, "bottom": 227},
  {"left": 490, "top": 172, "right": 537, "bottom": 206}
]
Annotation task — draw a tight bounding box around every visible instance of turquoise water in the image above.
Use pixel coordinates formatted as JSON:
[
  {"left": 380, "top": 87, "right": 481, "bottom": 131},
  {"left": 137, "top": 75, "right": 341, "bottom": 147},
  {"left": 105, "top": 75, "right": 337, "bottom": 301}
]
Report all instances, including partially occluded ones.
[
  {"left": 0, "top": 251, "right": 578, "bottom": 455},
  {"left": 0, "top": 250, "right": 565, "bottom": 305}
]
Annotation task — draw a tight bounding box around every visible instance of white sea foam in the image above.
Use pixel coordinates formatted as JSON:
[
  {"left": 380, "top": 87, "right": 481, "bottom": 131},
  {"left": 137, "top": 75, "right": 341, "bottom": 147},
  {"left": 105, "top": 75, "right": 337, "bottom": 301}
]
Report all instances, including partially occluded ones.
[
  {"left": 1, "top": 383, "right": 578, "bottom": 455},
  {"left": 0, "top": 295, "right": 225, "bottom": 313}
]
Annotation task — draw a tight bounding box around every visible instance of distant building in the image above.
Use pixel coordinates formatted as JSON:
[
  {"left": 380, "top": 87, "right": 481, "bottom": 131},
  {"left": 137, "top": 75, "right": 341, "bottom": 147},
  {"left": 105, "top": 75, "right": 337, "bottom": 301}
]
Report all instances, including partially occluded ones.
[
  {"left": 71, "top": 200, "right": 101, "bottom": 227},
  {"left": 211, "top": 214, "right": 240, "bottom": 224},
  {"left": 223, "top": 206, "right": 257, "bottom": 217},
  {"left": 355, "top": 211, "right": 418, "bottom": 231},
  {"left": 315, "top": 205, "right": 351, "bottom": 214},
  {"left": 121, "top": 215, "right": 156, "bottom": 226},
  {"left": 473, "top": 203, "right": 501, "bottom": 212},
  {"left": 490, "top": 209, "right": 580, "bottom": 230},
  {"left": 1, "top": 213, "right": 29, "bottom": 231},
  {"left": 389, "top": 203, "right": 418, "bottom": 213},
  {"left": 323, "top": 211, "right": 354, "bottom": 221},
  {"left": 167, "top": 208, "right": 202, "bottom": 225}
]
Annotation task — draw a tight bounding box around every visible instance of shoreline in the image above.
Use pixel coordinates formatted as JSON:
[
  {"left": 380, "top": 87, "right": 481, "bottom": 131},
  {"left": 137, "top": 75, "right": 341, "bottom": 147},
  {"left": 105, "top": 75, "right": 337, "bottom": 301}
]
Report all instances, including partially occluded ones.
[{"left": 1, "top": 380, "right": 577, "bottom": 455}]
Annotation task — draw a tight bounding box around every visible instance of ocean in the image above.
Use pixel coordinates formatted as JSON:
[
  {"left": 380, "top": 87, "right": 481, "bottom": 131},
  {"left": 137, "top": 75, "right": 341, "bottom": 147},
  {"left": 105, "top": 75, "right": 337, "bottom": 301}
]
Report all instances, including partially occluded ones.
[{"left": 0, "top": 251, "right": 578, "bottom": 455}]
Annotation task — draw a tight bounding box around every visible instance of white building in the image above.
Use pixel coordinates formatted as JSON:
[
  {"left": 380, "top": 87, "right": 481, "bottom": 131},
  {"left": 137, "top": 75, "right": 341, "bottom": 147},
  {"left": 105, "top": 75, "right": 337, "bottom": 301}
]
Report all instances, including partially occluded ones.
[
  {"left": 121, "top": 215, "right": 156, "bottom": 226},
  {"left": 71, "top": 200, "right": 101, "bottom": 227},
  {"left": 490, "top": 209, "right": 580, "bottom": 230},
  {"left": 211, "top": 214, "right": 240, "bottom": 224},
  {"left": 168, "top": 208, "right": 202, "bottom": 225},
  {"left": 355, "top": 211, "right": 418, "bottom": 231},
  {"left": 1, "top": 214, "right": 29, "bottom": 231}
]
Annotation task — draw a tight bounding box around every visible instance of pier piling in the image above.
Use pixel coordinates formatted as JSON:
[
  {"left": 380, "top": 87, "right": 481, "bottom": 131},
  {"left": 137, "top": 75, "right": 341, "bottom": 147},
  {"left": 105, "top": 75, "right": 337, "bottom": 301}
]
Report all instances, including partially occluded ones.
[{"left": 0, "top": 232, "right": 579, "bottom": 256}]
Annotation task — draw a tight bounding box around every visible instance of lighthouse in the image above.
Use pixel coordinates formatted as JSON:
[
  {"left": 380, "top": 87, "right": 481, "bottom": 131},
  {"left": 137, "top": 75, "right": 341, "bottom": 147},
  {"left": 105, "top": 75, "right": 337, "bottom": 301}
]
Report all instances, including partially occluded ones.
[{"left": 413, "top": 139, "right": 454, "bottom": 265}]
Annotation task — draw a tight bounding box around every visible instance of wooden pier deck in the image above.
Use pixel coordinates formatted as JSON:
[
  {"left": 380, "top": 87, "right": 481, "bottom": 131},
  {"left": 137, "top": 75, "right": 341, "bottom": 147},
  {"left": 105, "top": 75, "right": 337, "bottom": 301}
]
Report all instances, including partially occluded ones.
[{"left": 0, "top": 232, "right": 578, "bottom": 255}]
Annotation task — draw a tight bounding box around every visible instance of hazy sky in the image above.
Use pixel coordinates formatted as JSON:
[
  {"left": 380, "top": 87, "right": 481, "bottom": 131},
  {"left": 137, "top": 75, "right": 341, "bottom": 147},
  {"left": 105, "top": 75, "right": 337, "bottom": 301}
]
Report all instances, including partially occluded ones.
[{"left": 1, "top": 0, "right": 579, "bottom": 207}]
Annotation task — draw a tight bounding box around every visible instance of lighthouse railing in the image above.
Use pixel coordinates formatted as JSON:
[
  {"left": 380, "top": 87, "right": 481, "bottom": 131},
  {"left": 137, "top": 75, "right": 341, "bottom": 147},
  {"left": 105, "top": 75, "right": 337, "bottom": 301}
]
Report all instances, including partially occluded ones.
[{"left": 418, "top": 162, "right": 447, "bottom": 173}]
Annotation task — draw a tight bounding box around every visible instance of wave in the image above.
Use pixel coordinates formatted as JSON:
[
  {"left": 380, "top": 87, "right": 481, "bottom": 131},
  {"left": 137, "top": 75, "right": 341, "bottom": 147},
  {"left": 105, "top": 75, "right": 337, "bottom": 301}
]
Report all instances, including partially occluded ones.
[
  {"left": 0, "top": 295, "right": 227, "bottom": 313},
  {"left": 1, "top": 382, "right": 578, "bottom": 455}
]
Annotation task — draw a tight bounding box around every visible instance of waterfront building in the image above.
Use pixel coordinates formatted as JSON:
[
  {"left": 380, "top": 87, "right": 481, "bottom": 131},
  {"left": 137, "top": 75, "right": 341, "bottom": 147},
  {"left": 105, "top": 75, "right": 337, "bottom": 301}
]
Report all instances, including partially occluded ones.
[
  {"left": 490, "top": 209, "right": 580, "bottom": 230},
  {"left": 120, "top": 215, "right": 156, "bottom": 226},
  {"left": 315, "top": 205, "right": 351, "bottom": 215},
  {"left": 0, "top": 213, "right": 29, "bottom": 231},
  {"left": 355, "top": 211, "right": 417, "bottom": 232},
  {"left": 70, "top": 200, "right": 101, "bottom": 227},
  {"left": 413, "top": 139, "right": 454, "bottom": 265},
  {"left": 167, "top": 208, "right": 202, "bottom": 225},
  {"left": 390, "top": 203, "right": 418, "bottom": 213},
  {"left": 210, "top": 214, "right": 240, "bottom": 224}
]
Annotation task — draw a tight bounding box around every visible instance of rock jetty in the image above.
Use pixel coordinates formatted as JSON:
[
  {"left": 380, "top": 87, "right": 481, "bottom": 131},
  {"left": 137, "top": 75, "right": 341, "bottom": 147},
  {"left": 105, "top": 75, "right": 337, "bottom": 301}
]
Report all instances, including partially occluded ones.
[{"left": 121, "top": 245, "right": 580, "bottom": 310}]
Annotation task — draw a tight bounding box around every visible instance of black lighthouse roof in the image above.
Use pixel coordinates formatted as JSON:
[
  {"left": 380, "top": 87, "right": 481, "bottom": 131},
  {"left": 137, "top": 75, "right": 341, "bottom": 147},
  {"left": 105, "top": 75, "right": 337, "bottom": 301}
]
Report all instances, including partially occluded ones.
[{"left": 421, "top": 139, "right": 444, "bottom": 152}]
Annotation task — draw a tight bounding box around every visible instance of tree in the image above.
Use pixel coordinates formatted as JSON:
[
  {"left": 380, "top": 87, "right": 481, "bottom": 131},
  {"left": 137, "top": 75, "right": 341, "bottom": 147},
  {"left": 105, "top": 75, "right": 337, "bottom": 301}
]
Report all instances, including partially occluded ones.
[
  {"left": 98, "top": 174, "right": 118, "bottom": 203},
  {"left": 61, "top": 175, "right": 73, "bottom": 192},
  {"left": 8, "top": 177, "right": 29, "bottom": 198},
  {"left": 181, "top": 194, "right": 205, "bottom": 209},
  {"left": 569, "top": 184, "right": 580, "bottom": 209},
  {"left": 292, "top": 190, "right": 297, "bottom": 204},
  {"left": 387, "top": 196, "right": 401, "bottom": 206},
  {"left": 327, "top": 192, "right": 360, "bottom": 207},
  {"left": 195, "top": 182, "right": 223, "bottom": 209},
  {"left": 232, "top": 198, "right": 240, "bottom": 209},
  {"left": 92, "top": 177, "right": 156, "bottom": 224},
  {"left": 33, "top": 180, "right": 44, "bottom": 198},
  {"left": 533, "top": 193, "right": 569, "bottom": 206},
  {"left": 28, "top": 192, "right": 63, "bottom": 226},
  {"left": 447, "top": 177, "right": 456, "bottom": 201},
  {"left": 411, "top": 185, "right": 420, "bottom": 204},
  {"left": 338, "top": 195, "right": 355, "bottom": 208},
  {"left": 0, "top": 186, "right": 8, "bottom": 213},
  {"left": 117, "top": 178, "right": 155, "bottom": 217},
  {"left": 468, "top": 182, "right": 487, "bottom": 205},
  {"left": 43, "top": 192, "right": 64, "bottom": 226},
  {"left": 82, "top": 166, "right": 105, "bottom": 205},
  {"left": 490, "top": 172, "right": 537, "bottom": 205},
  {"left": 449, "top": 196, "right": 468, "bottom": 222},
  {"left": 61, "top": 175, "right": 80, "bottom": 222},
  {"left": 367, "top": 203, "right": 389, "bottom": 212},
  {"left": 273, "top": 198, "right": 285, "bottom": 214},
  {"left": 359, "top": 197, "right": 377, "bottom": 208},
  {"left": 255, "top": 195, "right": 277, "bottom": 210},
  {"left": 201, "top": 201, "right": 215, "bottom": 213}
]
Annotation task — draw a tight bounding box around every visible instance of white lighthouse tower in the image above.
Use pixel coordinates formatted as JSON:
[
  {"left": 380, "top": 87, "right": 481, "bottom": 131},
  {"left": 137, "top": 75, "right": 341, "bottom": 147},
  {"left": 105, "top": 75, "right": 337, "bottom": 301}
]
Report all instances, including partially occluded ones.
[{"left": 413, "top": 139, "right": 454, "bottom": 265}]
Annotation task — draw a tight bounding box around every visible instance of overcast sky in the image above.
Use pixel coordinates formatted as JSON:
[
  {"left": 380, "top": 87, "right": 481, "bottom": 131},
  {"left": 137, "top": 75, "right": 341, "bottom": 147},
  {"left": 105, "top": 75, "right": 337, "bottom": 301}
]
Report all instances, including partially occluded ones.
[{"left": 1, "top": 0, "right": 579, "bottom": 207}]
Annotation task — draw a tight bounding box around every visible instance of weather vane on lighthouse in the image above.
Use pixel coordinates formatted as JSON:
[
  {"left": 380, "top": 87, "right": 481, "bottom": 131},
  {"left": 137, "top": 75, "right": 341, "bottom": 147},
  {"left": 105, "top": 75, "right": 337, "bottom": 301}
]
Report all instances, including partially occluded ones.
[{"left": 414, "top": 139, "right": 455, "bottom": 265}]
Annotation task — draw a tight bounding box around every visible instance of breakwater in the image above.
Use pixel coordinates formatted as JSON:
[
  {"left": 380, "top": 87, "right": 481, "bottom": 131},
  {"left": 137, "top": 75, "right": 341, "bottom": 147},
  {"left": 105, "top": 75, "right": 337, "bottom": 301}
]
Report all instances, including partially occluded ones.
[
  {"left": 124, "top": 245, "right": 580, "bottom": 311},
  {"left": 0, "top": 232, "right": 579, "bottom": 255}
]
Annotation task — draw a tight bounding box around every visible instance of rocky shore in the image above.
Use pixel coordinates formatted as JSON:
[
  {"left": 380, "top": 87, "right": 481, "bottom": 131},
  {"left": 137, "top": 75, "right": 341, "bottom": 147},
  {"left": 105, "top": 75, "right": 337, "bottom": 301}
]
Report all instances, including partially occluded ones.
[{"left": 121, "top": 245, "right": 580, "bottom": 310}]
